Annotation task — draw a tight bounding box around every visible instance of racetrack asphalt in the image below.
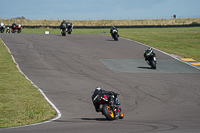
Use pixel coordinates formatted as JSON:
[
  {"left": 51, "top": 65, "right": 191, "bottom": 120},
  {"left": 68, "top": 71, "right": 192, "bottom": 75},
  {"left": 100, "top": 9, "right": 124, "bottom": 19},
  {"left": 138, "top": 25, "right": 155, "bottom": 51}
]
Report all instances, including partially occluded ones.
[{"left": 1, "top": 33, "right": 200, "bottom": 133}]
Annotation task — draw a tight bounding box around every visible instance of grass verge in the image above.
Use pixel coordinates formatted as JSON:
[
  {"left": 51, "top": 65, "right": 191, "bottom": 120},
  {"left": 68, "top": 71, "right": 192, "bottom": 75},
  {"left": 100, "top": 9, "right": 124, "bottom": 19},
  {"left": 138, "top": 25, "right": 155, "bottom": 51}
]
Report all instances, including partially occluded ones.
[
  {"left": 1, "top": 18, "right": 200, "bottom": 26},
  {"left": 0, "top": 39, "right": 56, "bottom": 128}
]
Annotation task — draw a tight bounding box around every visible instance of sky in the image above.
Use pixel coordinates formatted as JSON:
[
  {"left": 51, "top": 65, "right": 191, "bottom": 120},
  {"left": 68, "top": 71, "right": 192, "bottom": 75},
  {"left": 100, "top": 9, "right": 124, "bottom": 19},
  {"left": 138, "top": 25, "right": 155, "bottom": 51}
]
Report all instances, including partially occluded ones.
[{"left": 0, "top": 0, "right": 199, "bottom": 20}]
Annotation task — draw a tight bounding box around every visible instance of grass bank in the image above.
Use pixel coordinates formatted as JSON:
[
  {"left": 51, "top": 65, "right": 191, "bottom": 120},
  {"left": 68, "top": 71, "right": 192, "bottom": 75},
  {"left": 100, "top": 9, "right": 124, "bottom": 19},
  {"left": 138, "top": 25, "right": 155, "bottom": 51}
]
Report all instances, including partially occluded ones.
[
  {"left": 1, "top": 18, "right": 200, "bottom": 26},
  {"left": 0, "top": 40, "right": 56, "bottom": 128}
]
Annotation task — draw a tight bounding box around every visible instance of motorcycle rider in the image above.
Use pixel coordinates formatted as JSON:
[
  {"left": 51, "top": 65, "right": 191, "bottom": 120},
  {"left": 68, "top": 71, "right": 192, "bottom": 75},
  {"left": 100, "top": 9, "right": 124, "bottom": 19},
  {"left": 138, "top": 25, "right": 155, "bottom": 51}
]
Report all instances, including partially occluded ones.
[
  {"left": 60, "top": 19, "right": 67, "bottom": 29},
  {"left": 0, "top": 22, "right": 5, "bottom": 32},
  {"left": 110, "top": 26, "right": 119, "bottom": 38},
  {"left": 91, "top": 87, "right": 120, "bottom": 112},
  {"left": 144, "top": 47, "right": 156, "bottom": 63},
  {"left": 12, "top": 22, "right": 17, "bottom": 29},
  {"left": 6, "top": 27, "right": 10, "bottom": 33},
  {"left": 66, "top": 21, "right": 73, "bottom": 32}
]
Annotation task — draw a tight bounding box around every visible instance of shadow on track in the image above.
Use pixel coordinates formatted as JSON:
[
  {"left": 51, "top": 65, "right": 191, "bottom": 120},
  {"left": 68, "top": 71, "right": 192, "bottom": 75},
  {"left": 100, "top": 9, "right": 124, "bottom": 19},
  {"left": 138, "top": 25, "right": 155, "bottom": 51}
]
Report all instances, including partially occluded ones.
[
  {"left": 137, "top": 66, "right": 152, "bottom": 69},
  {"left": 105, "top": 39, "right": 115, "bottom": 41},
  {"left": 81, "top": 118, "right": 108, "bottom": 121}
]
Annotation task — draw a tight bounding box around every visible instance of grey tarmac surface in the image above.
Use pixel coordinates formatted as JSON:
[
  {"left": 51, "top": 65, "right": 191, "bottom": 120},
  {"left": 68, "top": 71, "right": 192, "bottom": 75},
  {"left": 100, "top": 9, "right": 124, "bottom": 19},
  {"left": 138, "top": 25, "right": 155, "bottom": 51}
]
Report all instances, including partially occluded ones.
[{"left": 1, "top": 33, "right": 200, "bottom": 133}]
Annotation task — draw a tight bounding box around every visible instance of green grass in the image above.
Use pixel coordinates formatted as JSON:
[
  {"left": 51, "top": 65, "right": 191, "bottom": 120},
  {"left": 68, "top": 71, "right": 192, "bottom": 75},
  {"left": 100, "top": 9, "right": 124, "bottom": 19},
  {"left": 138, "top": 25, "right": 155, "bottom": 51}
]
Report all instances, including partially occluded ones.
[
  {"left": 118, "top": 27, "right": 200, "bottom": 61},
  {"left": 0, "top": 40, "right": 56, "bottom": 128},
  {"left": 0, "top": 26, "right": 199, "bottom": 128}
]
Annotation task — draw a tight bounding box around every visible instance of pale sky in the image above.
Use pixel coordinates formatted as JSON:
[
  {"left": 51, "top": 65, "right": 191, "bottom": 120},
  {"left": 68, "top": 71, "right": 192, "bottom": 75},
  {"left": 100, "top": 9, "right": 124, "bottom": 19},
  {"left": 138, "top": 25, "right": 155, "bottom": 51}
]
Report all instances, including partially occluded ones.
[{"left": 0, "top": 0, "right": 199, "bottom": 20}]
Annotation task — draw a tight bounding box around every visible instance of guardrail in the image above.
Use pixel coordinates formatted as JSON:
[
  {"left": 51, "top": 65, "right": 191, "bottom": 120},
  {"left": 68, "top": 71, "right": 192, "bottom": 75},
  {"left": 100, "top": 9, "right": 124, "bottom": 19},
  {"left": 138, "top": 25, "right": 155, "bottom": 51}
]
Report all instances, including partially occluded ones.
[{"left": 5, "top": 24, "right": 200, "bottom": 29}]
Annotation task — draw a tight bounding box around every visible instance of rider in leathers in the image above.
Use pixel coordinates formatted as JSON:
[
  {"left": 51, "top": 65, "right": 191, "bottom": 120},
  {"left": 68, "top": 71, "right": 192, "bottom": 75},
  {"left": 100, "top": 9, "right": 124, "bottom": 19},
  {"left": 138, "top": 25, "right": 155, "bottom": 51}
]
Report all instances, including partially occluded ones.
[
  {"left": 66, "top": 21, "right": 73, "bottom": 32},
  {"left": 91, "top": 87, "right": 120, "bottom": 112},
  {"left": 12, "top": 22, "right": 17, "bottom": 30},
  {"left": 144, "top": 47, "right": 156, "bottom": 63},
  {"left": 110, "top": 26, "right": 119, "bottom": 38},
  {"left": 60, "top": 19, "right": 67, "bottom": 30}
]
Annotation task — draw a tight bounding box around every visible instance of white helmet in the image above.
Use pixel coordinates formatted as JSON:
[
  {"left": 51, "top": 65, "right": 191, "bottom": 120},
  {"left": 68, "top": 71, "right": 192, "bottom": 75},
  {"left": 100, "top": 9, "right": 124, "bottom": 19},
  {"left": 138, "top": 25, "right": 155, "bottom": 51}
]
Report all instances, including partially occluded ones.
[{"left": 95, "top": 87, "right": 102, "bottom": 92}]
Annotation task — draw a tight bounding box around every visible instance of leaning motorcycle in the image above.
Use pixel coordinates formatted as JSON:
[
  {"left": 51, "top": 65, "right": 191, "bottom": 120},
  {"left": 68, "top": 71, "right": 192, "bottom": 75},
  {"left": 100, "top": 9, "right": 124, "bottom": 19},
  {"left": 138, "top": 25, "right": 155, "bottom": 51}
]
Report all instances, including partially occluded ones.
[
  {"left": 93, "top": 91, "right": 124, "bottom": 121},
  {"left": 111, "top": 29, "right": 119, "bottom": 41},
  {"left": 0, "top": 23, "right": 5, "bottom": 33},
  {"left": 145, "top": 53, "right": 157, "bottom": 69},
  {"left": 67, "top": 23, "right": 73, "bottom": 34}
]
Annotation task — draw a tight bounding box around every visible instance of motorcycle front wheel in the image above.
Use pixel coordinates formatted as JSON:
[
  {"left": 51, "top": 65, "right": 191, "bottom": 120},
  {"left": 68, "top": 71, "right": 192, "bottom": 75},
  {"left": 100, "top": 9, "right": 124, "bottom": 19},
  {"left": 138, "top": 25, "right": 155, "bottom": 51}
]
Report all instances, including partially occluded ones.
[
  {"left": 114, "top": 34, "right": 118, "bottom": 41},
  {"left": 151, "top": 60, "right": 156, "bottom": 69},
  {"left": 102, "top": 104, "right": 115, "bottom": 121},
  {"left": 62, "top": 29, "right": 66, "bottom": 36},
  {"left": 119, "top": 108, "right": 124, "bottom": 119}
]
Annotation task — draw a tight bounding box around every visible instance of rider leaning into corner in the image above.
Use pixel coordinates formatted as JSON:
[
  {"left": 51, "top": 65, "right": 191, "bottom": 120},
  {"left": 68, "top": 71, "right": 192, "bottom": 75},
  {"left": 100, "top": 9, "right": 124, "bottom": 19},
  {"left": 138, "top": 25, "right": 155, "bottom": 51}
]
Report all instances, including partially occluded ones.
[
  {"left": 144, "top": 47, "right": 156, "bottom": 61},
  {"left": 110, "top": 26, "right": 119, "bottom": 37},
  {"left": 91, "top": 87, "right": 120, "bottom": 112}
]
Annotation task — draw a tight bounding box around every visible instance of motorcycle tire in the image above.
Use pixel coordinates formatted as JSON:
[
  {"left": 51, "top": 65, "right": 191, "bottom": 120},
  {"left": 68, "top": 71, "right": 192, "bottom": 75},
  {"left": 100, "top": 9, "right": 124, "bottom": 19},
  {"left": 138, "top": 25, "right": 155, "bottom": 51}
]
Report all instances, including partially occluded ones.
[
  {"left": 102, "top": 104, "right": 115, "bottom": 121},
  {"left": 68, "top": 32, "right": 71, "bottom": 34},
  {"left": 62, "top": 29, "right": 66, "bottom": 36},
  {"left": 119, "top": 108, "right": 124, "bottom": 119},
  {"left": 151, "top": 60, "right": 156, "bottom": 69},
  {"left": 114, "top": 34, "right": 118, "bottom": 41},
  {"left": 1, "top": 30, "right": 4, "bottom": 33}
]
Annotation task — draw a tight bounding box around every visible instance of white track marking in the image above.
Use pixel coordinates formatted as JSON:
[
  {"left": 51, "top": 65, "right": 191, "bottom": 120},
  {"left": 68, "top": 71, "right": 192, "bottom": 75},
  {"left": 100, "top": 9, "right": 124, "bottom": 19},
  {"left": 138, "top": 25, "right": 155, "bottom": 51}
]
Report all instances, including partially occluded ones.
[
  {"left": 121, "top": 37, "right": 200, "bottom": 70},
  {"left": 1, "top": 41, "right": 61, "bottom": 130}
]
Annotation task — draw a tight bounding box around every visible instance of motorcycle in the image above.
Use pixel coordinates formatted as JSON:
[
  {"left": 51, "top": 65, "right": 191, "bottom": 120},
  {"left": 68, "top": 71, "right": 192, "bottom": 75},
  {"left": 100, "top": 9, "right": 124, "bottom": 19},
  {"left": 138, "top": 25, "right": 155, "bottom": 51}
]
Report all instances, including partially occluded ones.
[
  {"left": 12, "top": 24, "right": 22, "bottom": 33},
  {"left": 111, "top": 29, "right": 119, "bottom": 41},
  {"left": 0, "top": 23, "right": 5, "bottom": 33},
  {"left": 6, "top": 27, "right": 10, "bottom": 33},
  {"left": 11, "top": 24, "right": 17, "bottom": 33},
  {"left": 60, "top": 23, "right": 67, "bottom": 36},
  {"left": 17, "top": 24, "right": 22, "bottom": 33},
  {"left": 93, "top": 91, "right": 124, "bottom": 121},
  {"left": 145, "top": 53, "right": 157, "bottom": 69},
  {"left": 67, "top": 23, "right": 73, "bottom": 34}
]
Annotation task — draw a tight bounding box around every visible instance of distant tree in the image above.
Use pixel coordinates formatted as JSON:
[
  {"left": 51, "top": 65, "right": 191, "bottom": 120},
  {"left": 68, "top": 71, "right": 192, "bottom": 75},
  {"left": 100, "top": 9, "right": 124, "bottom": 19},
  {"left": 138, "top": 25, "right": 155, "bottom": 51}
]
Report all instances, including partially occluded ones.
[{"left": 14, "top": 16, "right": 26, "bottom": 19}]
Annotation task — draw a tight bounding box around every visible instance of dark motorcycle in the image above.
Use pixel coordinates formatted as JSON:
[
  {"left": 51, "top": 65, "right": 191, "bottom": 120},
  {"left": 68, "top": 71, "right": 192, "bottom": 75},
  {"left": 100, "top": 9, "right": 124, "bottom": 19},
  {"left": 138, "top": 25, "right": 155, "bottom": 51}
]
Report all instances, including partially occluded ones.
[
  {"left": 0, "top": 24, "right": 5, "bottom": 33},
  {"left": 111, "top": 29, "right": 119, "bottom": 41},
  {"left": 11, "top": 25, "right": 17, "bottom": 33},
  {"left": 67, "top": 23, "right": 73, "bottom": 34},
  {"left": 17, "top": 24, "right": 22, "bottom": 33},
  {"left": 145, "top": 53, "right": 157, "bottom": 69},
  {"left": 93, "top": 91, "right": 124, "bottom": 120},
  {"left": 60, "top": 23, "right": 67, "bottom": 36}
]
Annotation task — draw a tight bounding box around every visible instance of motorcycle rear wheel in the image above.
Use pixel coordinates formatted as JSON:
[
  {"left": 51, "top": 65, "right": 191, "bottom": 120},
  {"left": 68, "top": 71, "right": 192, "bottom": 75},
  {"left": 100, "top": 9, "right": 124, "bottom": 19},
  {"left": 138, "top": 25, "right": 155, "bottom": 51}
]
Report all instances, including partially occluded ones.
[{"left": 102, "top": 104, "right": 115, "bottom": 121}]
